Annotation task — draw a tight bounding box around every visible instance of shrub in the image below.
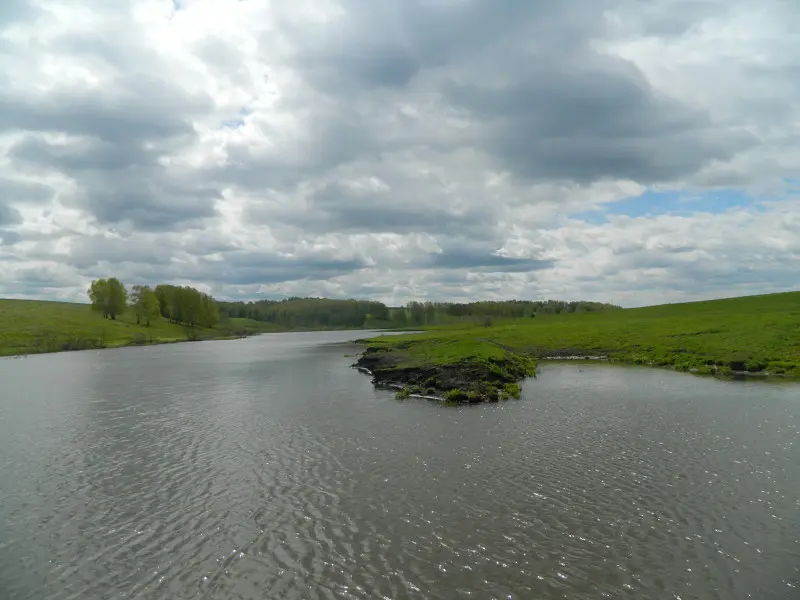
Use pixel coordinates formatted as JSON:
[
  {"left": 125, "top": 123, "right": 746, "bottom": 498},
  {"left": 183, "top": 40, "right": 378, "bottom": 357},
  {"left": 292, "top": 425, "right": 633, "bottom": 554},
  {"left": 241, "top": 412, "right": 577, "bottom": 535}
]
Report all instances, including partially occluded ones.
[
  {"left": 444, "top": 388, "right": 470, "bottom": 403},
  {"left": 501, "top": 382, "right": 522, "bottom": 399},
  {"left": 745, "top": 359, "right": 767, "bottom": 372}
]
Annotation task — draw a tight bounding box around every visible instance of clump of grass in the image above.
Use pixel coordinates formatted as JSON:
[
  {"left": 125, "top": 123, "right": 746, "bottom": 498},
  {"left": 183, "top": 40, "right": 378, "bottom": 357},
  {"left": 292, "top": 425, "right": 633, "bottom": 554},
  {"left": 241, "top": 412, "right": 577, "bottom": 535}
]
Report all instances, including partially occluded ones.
[
  {"left": 444, "top": 389, "right": 472, "bottom": 404},
  {"left": 501, "top": 382, "right": 522, "bottom": 400}
]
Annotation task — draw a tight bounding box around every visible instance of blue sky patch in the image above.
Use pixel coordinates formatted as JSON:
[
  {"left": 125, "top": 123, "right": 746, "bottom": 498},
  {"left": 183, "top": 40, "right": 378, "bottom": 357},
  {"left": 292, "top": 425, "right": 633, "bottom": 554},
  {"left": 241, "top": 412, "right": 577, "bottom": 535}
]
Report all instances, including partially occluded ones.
[{"left": 571, "top": 188, "right": 764, "bottom": 224}]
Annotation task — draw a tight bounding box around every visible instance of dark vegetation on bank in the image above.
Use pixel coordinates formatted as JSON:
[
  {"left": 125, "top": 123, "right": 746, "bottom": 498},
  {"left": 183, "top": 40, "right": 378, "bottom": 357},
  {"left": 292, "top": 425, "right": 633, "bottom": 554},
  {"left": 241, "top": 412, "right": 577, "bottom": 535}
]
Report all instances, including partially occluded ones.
[
  {"left": 356, "top": 345, "right": 535, "bottom": 403},
  {"left": 354, "top": 291, "right": 800, "bottom": 403}
]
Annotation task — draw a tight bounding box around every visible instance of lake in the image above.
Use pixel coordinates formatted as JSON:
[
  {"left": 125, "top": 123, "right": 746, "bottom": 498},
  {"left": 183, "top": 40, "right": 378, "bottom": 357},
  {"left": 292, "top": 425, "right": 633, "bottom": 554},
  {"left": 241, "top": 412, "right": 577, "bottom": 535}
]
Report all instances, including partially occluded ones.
[{"left": 1, "top": 330, "right": 798, "bottom": 599}]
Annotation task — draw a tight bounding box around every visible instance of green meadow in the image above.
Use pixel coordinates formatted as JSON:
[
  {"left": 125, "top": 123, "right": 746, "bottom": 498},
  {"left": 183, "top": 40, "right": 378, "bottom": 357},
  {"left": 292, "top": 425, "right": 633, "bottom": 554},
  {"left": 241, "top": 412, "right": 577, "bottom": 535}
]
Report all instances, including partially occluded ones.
[
  {"left": 361, "top": 291, "right": 800, "bottom": 377},
  {"left": 0, "top": 299, "right": 279, "bottom": 357}
]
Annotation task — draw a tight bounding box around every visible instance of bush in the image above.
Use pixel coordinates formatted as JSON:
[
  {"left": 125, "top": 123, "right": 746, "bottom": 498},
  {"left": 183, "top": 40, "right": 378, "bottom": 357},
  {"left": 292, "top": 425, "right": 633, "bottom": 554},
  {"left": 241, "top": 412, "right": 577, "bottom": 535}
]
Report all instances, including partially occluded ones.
[
  {"left": 444, "top": 389, "right": 470, "bottom": 403},
  {"left": 501, "top": 382, "right": 522, "bottom": 399},
  {"left": 395, "top": 387, "right": 411, "bottom": 400}
]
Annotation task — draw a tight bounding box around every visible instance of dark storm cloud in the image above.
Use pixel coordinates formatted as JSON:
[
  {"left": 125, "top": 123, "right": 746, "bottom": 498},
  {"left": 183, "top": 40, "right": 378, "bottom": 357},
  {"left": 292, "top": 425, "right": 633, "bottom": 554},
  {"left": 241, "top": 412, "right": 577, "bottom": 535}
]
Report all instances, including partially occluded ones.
[
  {"left": 0, "top": 0, "right": 36, "bottom": 25},
  {"left": 213, "top": 113, "right": 378, "bottom": 192},
  {"left": 9, "top": 138, "right": 221, "bottom": 230},
  {"left": 289, "top": 0, "right": 606, "bottom": 90},
  {"left": 446, "top": 54, "right": 755, "bottom": 184},
  {"left": 288, "top": 0, "right": 754, "bottom": 186},
  {"left": 10, "top": 136, "right": 157, "bottom": 172},
  {"left": 425, "top": 247, "right": 554, "bottom": 273},
  {"left": 0, "top": 178, "right": 55, "bottom": 205},
  {"left": 0, "top": 75, "right": 207, "bottom": 143},
  {"left": 80, "top": 179, "right": 221, "bottom": 231},
  {"left": 0, "top": 230, "right": 21, "bottom": 245},
  {"left": 192, "top": 251, "right": 368, "bottom": 286},
  {"left": 264, "top": 182, "right": 496, "bottom": 236},
  {"left": 64, "top": 236, "right": 179, "bottom": 270},
  {"left": 1, "top": 74, "right": 217, "bottom": 230},
  {"left": 0, "top": 203, "right": 22, "bottom": 226}
]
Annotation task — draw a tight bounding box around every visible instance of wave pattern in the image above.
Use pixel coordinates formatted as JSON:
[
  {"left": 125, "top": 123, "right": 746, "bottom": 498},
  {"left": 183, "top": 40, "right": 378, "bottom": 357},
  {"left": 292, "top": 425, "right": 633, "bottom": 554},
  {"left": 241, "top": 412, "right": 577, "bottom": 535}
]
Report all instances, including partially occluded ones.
[{"left": 1, "top": 337, "right": 799, "bottom": 600}]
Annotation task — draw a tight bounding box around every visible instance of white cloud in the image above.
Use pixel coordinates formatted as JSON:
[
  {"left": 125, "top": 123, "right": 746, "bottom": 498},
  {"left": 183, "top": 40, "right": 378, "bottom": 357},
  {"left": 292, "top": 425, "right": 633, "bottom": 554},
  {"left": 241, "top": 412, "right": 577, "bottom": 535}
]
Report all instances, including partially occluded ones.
[{"left": 0, "top": 0, "right": 797, "bottom": 306}]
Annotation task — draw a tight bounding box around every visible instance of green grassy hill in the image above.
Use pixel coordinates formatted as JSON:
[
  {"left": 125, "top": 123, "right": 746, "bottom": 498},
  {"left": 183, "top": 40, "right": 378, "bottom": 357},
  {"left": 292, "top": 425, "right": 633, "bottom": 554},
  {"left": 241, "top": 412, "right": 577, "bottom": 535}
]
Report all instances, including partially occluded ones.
[
  {"left": 0, "top": 299, "right": 279, "bottom": 357},
  {"left": 363, "top": 291, "right": 800, "bottom": 377}
]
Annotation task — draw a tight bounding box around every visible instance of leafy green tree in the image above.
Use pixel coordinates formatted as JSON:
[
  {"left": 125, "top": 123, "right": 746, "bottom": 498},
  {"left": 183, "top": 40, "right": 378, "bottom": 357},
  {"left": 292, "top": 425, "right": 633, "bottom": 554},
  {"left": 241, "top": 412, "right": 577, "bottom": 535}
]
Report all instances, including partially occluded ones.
[
  {"left": 140, "top": 288, "right": 160, "bottom": 326},
  {"left": 130, "top": 285, "right": 145, "bottom": 324},
  {"left": 391, "top": 308, "right": 408, "bottom": 327},
  {"left": 199, "top": 294, "right": 219, "bottom": 327},
  {"left": 88, "top": 279, "right": 110, "bottom": 318},
  {"left": 407, "top": 301, "right": 426, "bottom": 325},
  {"left": 88, "top": 278, "right": 128, "bottom": 320},
  {"left": 154, "top": 284, "right": 171, "bottom": 319},
  {"left": 106, "top": 278, "right": 128, "bottom": 319},
  {"left": 130, "top": 285, "right": 160, "bottom": 326},
  {"left": 149, "top": 283, "right": 218, "bottom": 328}
]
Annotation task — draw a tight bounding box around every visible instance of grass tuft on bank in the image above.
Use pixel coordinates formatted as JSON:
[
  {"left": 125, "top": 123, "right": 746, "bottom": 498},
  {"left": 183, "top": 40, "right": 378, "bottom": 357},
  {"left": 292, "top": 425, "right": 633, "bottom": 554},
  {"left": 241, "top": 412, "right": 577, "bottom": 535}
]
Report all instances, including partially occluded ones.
[
  {"left": 0, "top": 299, "right": 280, "bottom": 357},
  {"left": 355, "top": 291, "right": 800, "bottom": 402}
]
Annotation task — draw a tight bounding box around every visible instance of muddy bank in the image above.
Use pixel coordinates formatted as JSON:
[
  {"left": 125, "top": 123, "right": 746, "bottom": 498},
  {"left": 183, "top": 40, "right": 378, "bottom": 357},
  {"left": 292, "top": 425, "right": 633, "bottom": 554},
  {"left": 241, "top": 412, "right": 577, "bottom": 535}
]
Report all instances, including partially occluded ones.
[{"left": 353, "top": 345, "right": 536, "bottom": 403}]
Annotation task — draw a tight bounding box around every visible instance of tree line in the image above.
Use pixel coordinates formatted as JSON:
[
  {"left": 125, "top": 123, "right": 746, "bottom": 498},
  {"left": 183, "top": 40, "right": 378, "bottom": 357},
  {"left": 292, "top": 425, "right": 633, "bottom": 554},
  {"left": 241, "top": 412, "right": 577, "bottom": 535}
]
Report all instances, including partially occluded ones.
[
  {"left": 88, "top": 278, "right": 219, "bottom": 327},
  {"left": 389, "top": 299, "right": 620, "bottom": 326},
  {"left": 217, "top": 297, "right": 391, "bottom": 329},
  {"left": 218, "top": 297, "right": 621, "bottom": 329},
  {"left": 88, "top": 278, "right": 620, "bottom": 331},
  {"left": 154, "top": 284, "right": 219, "bottom": 328},
  {"left": 393, "top": 300, "right": 620, "bottom": 325}
]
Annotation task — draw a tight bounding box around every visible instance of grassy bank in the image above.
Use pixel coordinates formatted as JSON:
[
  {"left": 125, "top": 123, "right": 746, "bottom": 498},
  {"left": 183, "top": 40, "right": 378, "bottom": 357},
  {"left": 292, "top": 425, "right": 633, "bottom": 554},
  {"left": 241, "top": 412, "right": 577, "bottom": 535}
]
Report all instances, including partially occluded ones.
[
  {"left": 0, "top": 299, "right": 281, "bottom": 357},
  {"left": 355, "top": 291, "right": 800, "bottom": 402}
]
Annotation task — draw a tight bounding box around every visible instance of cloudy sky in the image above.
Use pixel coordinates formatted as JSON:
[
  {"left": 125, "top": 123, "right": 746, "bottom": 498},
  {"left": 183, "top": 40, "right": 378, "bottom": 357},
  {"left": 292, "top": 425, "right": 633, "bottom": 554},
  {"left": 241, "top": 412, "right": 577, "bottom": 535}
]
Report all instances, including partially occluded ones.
[{"left": 0, "top": 0, "right": 797, "bottom": 307}]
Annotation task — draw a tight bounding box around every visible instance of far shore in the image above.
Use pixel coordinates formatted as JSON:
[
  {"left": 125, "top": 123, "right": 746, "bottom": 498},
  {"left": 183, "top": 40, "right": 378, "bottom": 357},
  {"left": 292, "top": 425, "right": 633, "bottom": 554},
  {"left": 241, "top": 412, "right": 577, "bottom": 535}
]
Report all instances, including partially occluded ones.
[{"left": 350, "top": 291, "right": 800, "bottom": 404}]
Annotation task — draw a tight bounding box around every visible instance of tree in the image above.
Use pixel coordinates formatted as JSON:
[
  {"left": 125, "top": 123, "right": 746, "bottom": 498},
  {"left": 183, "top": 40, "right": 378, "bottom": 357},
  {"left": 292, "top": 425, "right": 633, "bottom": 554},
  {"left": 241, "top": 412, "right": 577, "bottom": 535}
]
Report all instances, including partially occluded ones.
[
  {"left": 391, "top": 308, "right": 408, "bottom": 327},
  {"left": 154, "top": 284, "right": 171, "bottom": 319},
  {"left": 130, "top": 285, "right": 144, "bottom": 324},
  {"left": 105, "top": 278, "right": 128, "bottom": 320},
  {"left": 88, "top": 278, "right": 127, "bottom": 319},
  {"left": 130, "top": 285, "right": 160, "bottom": 326},
  {"left": 140, "top": 288, "right": 160, "bottom": 326},
  {"left": 198, "top": 294, "right": 219, "bottom": 328},
  {"left": 88, "top": 279, "right": 110, "bottom": 318},
  {"left": 407, "top": 301, "right": 426, "bottom": 325}
]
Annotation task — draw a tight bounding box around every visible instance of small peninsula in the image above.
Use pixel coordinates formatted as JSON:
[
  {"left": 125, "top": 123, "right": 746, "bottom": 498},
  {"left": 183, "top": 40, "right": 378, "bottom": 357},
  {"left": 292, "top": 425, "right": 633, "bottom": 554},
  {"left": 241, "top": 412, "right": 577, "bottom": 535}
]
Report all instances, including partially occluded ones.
[{"left": 354, "top": 291, "right": 800, "bottom": 403}]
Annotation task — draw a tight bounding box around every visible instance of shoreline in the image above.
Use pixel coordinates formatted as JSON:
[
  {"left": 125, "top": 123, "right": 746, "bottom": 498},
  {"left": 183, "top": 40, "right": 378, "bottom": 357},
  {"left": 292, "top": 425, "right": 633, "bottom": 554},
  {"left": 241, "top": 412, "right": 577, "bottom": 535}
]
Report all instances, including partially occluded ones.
[
  {"left": 0, "top": 326, "right": 400, "bottom": 360},
  {"left": 0, "top": 331, "right": 257, "bottom": 359},
  {"left": 352, "top": 341, "right": 800, "bottom": 404}
]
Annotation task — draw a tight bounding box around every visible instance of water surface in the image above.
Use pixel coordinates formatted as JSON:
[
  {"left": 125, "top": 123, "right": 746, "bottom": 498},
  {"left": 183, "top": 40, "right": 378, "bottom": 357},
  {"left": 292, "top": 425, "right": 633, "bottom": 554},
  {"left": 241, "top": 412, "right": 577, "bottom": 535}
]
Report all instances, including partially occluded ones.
[{"left": 1, "top": 331, "right": 798, "bottom": 599}]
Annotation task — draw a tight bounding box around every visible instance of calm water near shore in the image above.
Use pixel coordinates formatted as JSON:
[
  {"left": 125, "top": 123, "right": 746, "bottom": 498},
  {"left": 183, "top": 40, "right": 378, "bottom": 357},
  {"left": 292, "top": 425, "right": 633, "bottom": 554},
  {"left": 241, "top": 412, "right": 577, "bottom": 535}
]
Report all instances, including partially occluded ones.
[{"left": 1, "top": 330, "right": 798, "bottom": 599}]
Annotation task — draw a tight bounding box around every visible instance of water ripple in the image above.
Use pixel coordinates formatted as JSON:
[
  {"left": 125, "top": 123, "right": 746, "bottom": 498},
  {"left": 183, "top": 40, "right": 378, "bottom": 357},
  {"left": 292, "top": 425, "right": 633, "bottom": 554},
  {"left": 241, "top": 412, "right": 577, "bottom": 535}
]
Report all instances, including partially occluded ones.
[{"left": 1, "top": 338, "right": 798, "bottom": 599}]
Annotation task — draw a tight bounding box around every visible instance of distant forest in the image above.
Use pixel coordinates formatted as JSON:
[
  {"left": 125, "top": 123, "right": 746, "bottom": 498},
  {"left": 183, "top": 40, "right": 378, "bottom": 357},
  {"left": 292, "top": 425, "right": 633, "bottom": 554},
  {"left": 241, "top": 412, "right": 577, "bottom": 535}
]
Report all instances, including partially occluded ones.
[
  {"left": 88, "top": 276, "right": 621, "bottom": 331},
  {"left": 217, "top": 298, "right": 621, "bottom": 329}
]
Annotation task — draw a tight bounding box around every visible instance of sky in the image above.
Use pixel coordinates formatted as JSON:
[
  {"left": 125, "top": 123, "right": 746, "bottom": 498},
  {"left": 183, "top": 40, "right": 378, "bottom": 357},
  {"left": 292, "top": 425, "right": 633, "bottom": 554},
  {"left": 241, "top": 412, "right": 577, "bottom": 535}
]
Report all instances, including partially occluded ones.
[{"left": 0, "top": 0, "right": 798, "bottom": 308}]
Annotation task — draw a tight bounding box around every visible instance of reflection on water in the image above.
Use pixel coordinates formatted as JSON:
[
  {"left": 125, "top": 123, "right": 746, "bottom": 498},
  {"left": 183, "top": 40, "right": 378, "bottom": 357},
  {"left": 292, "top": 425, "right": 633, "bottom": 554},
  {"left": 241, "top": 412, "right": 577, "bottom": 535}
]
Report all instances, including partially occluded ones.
[{"left": 1, "top": 332, "right": 799, "bottom": 599}]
